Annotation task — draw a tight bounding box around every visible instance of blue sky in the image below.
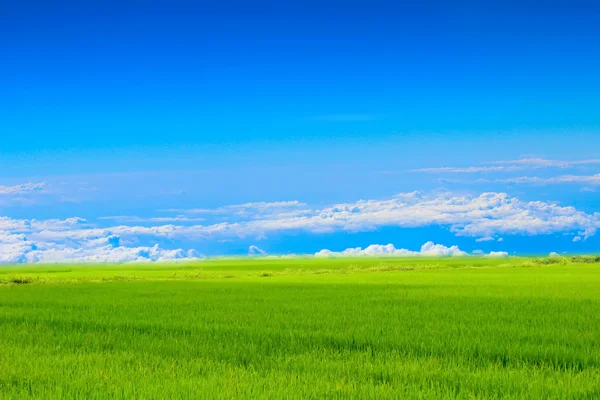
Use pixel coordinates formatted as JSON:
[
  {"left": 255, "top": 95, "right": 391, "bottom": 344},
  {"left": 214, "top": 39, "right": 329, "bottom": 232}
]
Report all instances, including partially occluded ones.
[{"left": 1, "top": 1, "right": 599, "bottom": 262}]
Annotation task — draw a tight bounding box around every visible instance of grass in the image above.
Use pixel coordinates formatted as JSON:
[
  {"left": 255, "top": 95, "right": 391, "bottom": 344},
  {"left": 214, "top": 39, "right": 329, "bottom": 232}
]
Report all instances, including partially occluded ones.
[{"left": 1, "top": 256, "right": 599, "bottom": 399}]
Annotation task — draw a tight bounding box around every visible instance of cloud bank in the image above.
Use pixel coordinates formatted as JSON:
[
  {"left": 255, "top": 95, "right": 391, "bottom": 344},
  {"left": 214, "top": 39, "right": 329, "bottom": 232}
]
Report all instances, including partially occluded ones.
[
  {"left": 315, "top": 242, "right": 468, "bottom": 257},
  {"left": 156, "top": 192, "right": 599, "bottom": 239},
  {"left": 1, "top": 191, "right": 598, "bottom": 263},
  {"left": 0, "top": 218, "right": 203, "bottom": 263}
]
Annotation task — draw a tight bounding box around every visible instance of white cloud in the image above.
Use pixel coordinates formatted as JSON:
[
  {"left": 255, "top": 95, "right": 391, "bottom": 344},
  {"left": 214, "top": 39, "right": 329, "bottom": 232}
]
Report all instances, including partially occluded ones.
[
  {"left": 98, "top": 216, "right": 205, "bottom": 223},
  {"left": 0, "top": 239, "right": 204, "bottom": 264},
  {"left": 315, "top": 242, "right": 467, "bottom": 257},
  {"left": 496, "top": 174, "right": 600, "bottom": 186},
  {"left": 248, "top": 245, "right": 267, "bottom": 256},
  {"left": 419, "top": 241, "right": 468, "bottom": 256},
  {"left": 163, "top": 201, "right": 307, "bottom": 215},
  {"left": 487, "top": 158, "right": 600, "bottom": 168},
  {"left": 484, "top": 251, "right": 509, "bottom": 258},
  {"left": 212, "top": 191, "right": 600, "bottom": 240},
  {"left": 0, "top": 218, "right": 203, "bottom": 264},
  {"left": 315, "top": 243, "right": 421, "bottom": 257},
  {"left": 408, "top": 158, "right": 600, "bottom": 174},
  {"left": 314, "top": 241, "right": 507, "bottom": 258},
  {"left": 1, "top": 191, "right": 599, "bottom": 263},
  {"left": 475, "top": 236, "right": 496, "bottom": 242},
  {"left": 0, "top": 182, "right": 46, "bottom": 195},
  {"left": 12, "top": 245, "right": 201, "bottom": 264},
  {"left": 440, "top": 174, "right": 600, "bottom": 186},
  {"left": 573, "top": 236, "right": 582, "bottom": 242}
]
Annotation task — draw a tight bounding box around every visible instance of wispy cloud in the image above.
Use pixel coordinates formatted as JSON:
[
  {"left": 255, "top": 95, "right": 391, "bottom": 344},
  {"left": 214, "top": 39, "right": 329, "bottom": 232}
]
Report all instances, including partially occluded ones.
[
  {"left": 162, "top": 201, "right": 308, "bottom": 217},
  {"left": 438, "top": 174, "right": 600, "bottom": 186},
  {"left": 496, "top": 174, "right": 600, "bottom": 185},
  {"left": 407, "top": 158, "right": 600, "bottom": 174},
  {"left": 0, "top": 182, "right": 46, "bottom": 195},
  {"left": 98, "top": 216, "right": 206, "bottom": 223},
  {"left": 486, "top": 158, "right": 600, "bottom": 167}
]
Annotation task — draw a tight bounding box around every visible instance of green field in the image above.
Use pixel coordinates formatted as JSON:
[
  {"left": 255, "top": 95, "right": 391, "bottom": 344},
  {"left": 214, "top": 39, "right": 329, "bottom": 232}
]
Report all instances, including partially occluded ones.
[{"left": 1, "top": 256, "right": 599, "bottom": 399}]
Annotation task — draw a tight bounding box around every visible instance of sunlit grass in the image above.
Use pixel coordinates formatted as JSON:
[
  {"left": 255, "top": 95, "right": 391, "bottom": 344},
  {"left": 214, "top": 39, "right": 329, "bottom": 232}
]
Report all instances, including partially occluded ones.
[{"left": 1, "top": 256, "right": 599, "bottom": 398}]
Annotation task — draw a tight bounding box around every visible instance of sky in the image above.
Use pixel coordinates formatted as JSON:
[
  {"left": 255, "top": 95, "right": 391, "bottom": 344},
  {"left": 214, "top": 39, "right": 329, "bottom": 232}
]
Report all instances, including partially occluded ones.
[{"left": 1, "top": 1, "right": 599, "bottom": 262}]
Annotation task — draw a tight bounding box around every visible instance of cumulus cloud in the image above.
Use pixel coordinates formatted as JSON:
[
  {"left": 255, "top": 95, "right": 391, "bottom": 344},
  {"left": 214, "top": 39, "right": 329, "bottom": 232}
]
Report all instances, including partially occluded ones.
[
  {"left": 315, "top": 241, "right": 503, "bottom": 258},
  {"left": 315, "top": 242, "right": 467, "bottom": 257},
  {"left": 1, "top": 191, "right": 598, "bottom": 263},
  {"left": 1, "top": 191, "right": 599, "bottom": 263},
  {"left": 315, "top": 243, "right": 421, "bottom": 258},
  {"left": 0, "top": 239, "right": 204, "bottom": 264},
  {"left": 484, "top": 251, "right": 509, "bottom": 258},
  {"left": 0, "top": 217, "right": 204, "bottom": 264},
  {"left": 153, "top": 192, "right": 600, "bottom": 241},
  {"left": 212, "top": 192, "right": 600, "bottom": 240}
]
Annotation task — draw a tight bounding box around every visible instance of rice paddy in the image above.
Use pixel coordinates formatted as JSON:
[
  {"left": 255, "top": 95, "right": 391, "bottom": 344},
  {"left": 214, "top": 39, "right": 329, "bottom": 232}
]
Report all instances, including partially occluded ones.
[{"left": 1, "top": 256, "right": 599, "bottom": 399}]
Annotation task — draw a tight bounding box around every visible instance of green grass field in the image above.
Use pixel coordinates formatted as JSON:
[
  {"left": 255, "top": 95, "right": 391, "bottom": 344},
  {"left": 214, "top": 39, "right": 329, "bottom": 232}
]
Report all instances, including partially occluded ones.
[{"left": 1, "top": 256, "right": 599, "bottom": 399}]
